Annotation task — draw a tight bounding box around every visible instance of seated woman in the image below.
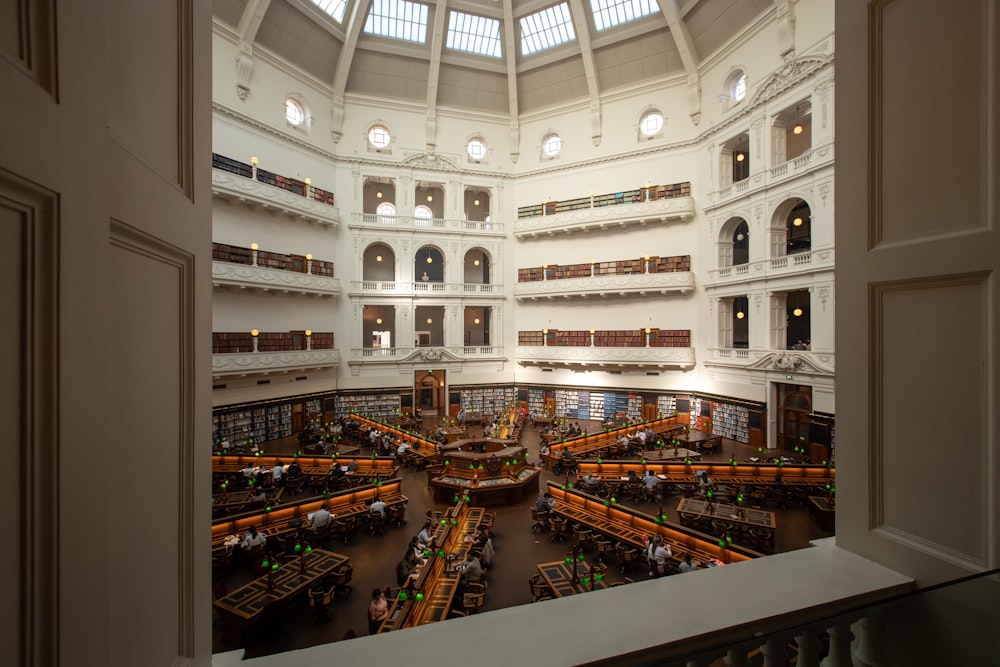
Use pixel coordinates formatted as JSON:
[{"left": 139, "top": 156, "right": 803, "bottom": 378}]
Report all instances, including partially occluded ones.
[
  {"left": 396, "top": 549, "right": 422, "bottom": 586},
  {"left": 646, "top": 536, "right": 673, "bottom": 577}
]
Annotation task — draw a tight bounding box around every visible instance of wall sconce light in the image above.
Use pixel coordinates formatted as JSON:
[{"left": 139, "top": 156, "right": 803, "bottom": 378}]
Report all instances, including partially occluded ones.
[
  {"left": 304, "top": 178, "right": 311, "bottom": 185},
  {"left": 376, "top": 318, "right": 382, "bottom": 325},
  {"left": 793, "top": 216, "right": 804, "bottom": 226},
  {"left": 376, "top": 191, "right": 383, "bottom": 199},
  {"left": 645, "top": 328, "right": 651, "bottom": 334},
  {"left": 426, "top": 256, "right": 433, "bottom": 263},
  {"left": 305, "top": 253, "right": 312, "bottom": 261},
  {"left": 427, "top": 318, "right": 433, "bottom": 324},
  {"left": 375, "top": 255, "right": 382, "bottom": 262},
  {"left": 542, "top": 329, "right": 548, "bottom": 334},
  {"left": 643, "top": 255, "right": 650, "bottom": 261},
  {"left": 305, "top": 329, "right": 312, "bottom": 337},
  {"left": 250, "top": 156, "right": 258, "bottom": 165},
  {"left": 736, "top": 152, "right": 746, "bottom": 162},
  {"left": 736, "top": 312, "right": 745, "bottom": 320},
  {"left": 251, "top": 329, "right": 259, "bottom": 337},
  {"left": 793, "top": 123, "right": 803, "bottom": 135},
  {"left": 793, "top": 308, "right": 804, "bottom": 317},
  {"left": 473, "top": 199, "right": 480, "bottom": 206},
  {"left": 589, "top": 329, "right": 595, "bottom": 334},
  {"left": 474, "top": 318, "right": 480, "bottom": 324},
  {"left": 473, "top": 259, "right": 480, "bottom": 266},
  {"left": 427, "top": 195, "right": 433, "bottom": 202},
  {"left": 250, "top": 242, "right": 259, "bottom": 251}
]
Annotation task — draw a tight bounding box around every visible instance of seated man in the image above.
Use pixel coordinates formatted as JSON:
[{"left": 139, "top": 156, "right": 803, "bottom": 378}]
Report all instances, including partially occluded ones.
[
  {"left": 535, "top": 491, "right": 555, "bottom": 516},
  {"left": 581, "top": 471, "right": 600, "bottom": 491},
  {"left": 286, "top": 459, "right": 303, "bottom": 481},
  {"left": 369, "top": 496, "right": 388, "bottom": 516},
  {"left": 643, "top": 470, "right": 661, "bottom": 501},
  {"left": 309, "top": 503, "right": 332, "bottom": 535},
  {"left": 678, "top": 553, "right": 698, "bottom": 573}
]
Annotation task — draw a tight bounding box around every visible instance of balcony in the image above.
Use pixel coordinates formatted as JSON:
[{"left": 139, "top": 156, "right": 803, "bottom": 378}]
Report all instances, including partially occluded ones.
[
  {"left": 707, "top": 143, "right": 834, "bottom": 208},
  {"left": 212, "top": 168, "right": 341, "bottom": 226},
  {"left": 349, "top": 281, "right": 504, "bottom": 298},
  {"left": 211, "top": 349, "right": 341, "bottom": 377},
  {"left": 706, "top": 248, "right": 834, "bottom": 286},
  {"left": 349, "top": 213, "right": 503, "bottom": 235},
  {"left": 515, "top": 345, "right": 696, "bottom": 371},
  {"left": 703, "top": 347, "right": 835, "bottom": 376},
  {"left": 213, "top": 261, "right": 341, "bottom": 296},
  {"left": 514, "top": 271, "right": 694, "bottom": 300},
  {"left": 514, "top": 195, "right": 695, "bottom": 239},
  {"left": 346, "top": 345, "right": 505, "bottom": 374}
]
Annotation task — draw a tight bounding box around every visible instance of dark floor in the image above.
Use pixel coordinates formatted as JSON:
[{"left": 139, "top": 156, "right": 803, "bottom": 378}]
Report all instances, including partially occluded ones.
[{"left": 212, "top": 418, "right": 833, "bottom": 658}]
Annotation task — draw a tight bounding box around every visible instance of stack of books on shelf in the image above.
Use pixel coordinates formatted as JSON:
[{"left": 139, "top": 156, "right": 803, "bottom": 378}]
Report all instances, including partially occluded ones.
[
  {"left": 336, "top": 393, "right": 400, "bottom": 419},
  {"left": 212, "top": 243, "right": 253, "bottom": 264},
  {"left": 711, "top": 402, "right": 750, "bottom": 443},
  {"left": 553, "top": 330, "right": 591, "bottom": 346},
  {"left": 308, "top": 186, "right": 335, "bottom": 206},
  {"left": 517, "top": 267, "right": 545, "bottom": 282},
  {"left": 527, "top": 389, "right": 545, "bottom": 415},
  {"left": 593, "top": 330, "right": 645, "bottom": 347},
  {"left": 518, "top": 331, "right": 545, "bottom": 346},
  {"left": 310, "top": 332, "right": 334, "bottom": 349},
  {"left": 310, "top": 260, "right": 334, "bottom": 277},
  {"left": 650, "top": 330, "right": 691, "bottom": 347},
  {"left": 656, "top": 395, "right": 677, "bottom": 418},
  {"left": 212, "top": 332, "right": 254, "bottom": 354},
  {"left": 211, "top": 153, "right": 253, "bottom": 178}
]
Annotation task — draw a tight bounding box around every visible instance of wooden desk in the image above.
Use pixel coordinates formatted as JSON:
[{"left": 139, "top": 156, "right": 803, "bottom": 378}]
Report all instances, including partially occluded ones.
[
  {"left": 808, "top": 496, "right": 836, "bottom": 531},
  {"left": 213, "top": 548, "right": 350, "bottom": 646},
  {"left": 541, "top": 416, "right": 681, "bottom": 467},
  {"left": 439, "top": 426, "right": 469, "bottom": 443},
  {"left": 537, "top": 560, "right": 609, "bottom": 597},
  {"left": 676, "top": 498, "right": 775, "bottom": 530},
  {"left": 575, "top": 461, "right": 835, "bottom": 490}
]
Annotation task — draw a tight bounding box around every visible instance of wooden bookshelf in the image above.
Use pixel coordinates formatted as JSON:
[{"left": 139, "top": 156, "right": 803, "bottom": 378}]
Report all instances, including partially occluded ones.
[
  {"left": 516, "top": 182, "right": 692, "bottom": 219},
  {"left": 211, "top": 153, "right": 253, "bottom": 178},
  {"left": 211, "top": 243, "right": 334, "bottom": 277},
  {"left": 212, "top": 153, "right": 337, "bottom": 208},
  {"left": 212, "top": 332, "right": 254, "bottom": 354},
  {"left": 518, "top": 331, "right": 545, "bottom": 346},
  {"left": 516, "top": 254, "right": 691, "bottom": 282}
]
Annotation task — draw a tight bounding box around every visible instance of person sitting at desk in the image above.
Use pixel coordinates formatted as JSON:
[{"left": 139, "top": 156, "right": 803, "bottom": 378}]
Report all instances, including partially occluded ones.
[
  {"left": 581, "top": 471, "right": 600, "bottom": 491},
  {"left": 330, "top": 462, "right": 346, "bottom": 479},
  {"left": 369, "top": 496, "right": 388, "bottom": 516},
  {"left": 644, "top": 470, "right": 661, "bottom": 501},
  {"left": 310, "top": 504, "right": 332, "bottom": 535},
  {"left": 416, "top": 521, "right": 435, "bottom": 549},
  {"left": 368, "top": 588, "right": 388, "bottom": 635},
  {"left": 539, "top": 442, "right": 550, "bottom": 467},
  {"left": 251, "top": 487, "right": 267, "bottom": 503},
  {"left": 458, "top": 553, "right": 483, "bottom": 582},
  {"left": 678, "top": 553, "right": 698, "bottom": 573},
  {"left": 553, "top": 448, "right": 575, "bottom": 476},
  {"left": 396, "top": 549, "right": 422, "bottom": 586},
  {"left": 286, "top": 459, "right": 302, "bottom": 481},
  {"left": 241, "top": 525, "right": 267, "bottom": 550},
  {"left": 646, "top": 535, "right": 672, "bottom": 577},
  {"left": 535, "top": 491, "right": 555, "bottom": 516},
  {"left": 271, "top": 460, "right": 284, "bottom": 487},
  {"left": 347, "top": 459, "right": 358, "bottom": 473}
]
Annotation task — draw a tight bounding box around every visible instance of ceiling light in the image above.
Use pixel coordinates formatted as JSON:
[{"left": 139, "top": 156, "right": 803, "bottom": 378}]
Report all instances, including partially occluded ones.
[
  {"left": 474, "top": 318, "right": 480, "bottom": 324},
  {"left": 736, "top": 232, "right": 745, "bottom": 241},
  {"left": 376, "top": 191, "right": 383, "bottom": 199},
  {"left": 376, "top": 318, "right": 382, "bottom": 325},
  {"left": 736, "top": 312, "right": 745, "bottom": 320},
  {"left": 473, "top": 199, "right": 480, "bottom": 206},
  {"left": 793, "top": 217, "right": 804, "bottom": 226},
  {"left": 793, "top": 124, "right": 803, "bottom": 135},
  {"left": 736, "top": 152, "right": 745, "bottom": 162},
  {"left": 793, "top": 308, "right": 803, "bottom": 317},
  {"left": 426, "top": 257, "right": 433, "bottom": 263},
  {"left": 376, "top": 255, "right": 382, "bottom": 262},
  {"left": 473, "top": 259, "right": 480, "bottom": 266},
  {"left": 427, "top": 195, "right": 433, "bottom": 202},
  {"left": 427, "top": 318, "right": 433, "bottom": 324}
]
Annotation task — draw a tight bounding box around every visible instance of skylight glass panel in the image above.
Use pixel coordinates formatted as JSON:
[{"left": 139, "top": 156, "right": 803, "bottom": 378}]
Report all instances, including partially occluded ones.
[
  {"left": 447, "top": 11, "right": 502, "bottom": 58},
  {"left": 364, "top": 0, "right": 429, "bottom": 44},
  {"left": 309, "top": 0, "right": 348, "bottom": 23},
  {"left": 590, "top": 0, "right": 660, "bottom": 31},
  {"left": 520, "top": 3, "right": 576, "bottom": 56}
]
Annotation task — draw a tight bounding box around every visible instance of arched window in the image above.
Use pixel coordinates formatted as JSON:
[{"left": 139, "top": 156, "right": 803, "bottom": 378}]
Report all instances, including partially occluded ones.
[
  {"left": 639, "top": 111, "right": 664, "bottom": 137},
  {"left": 376, "top": 202, "right": 396, "bottom": 222},
  {"left": 414, "top": 205, "right": 433, "bottom": 226},
  {"left": 732, "top": 220, "right": 750, "bottom": 265}
]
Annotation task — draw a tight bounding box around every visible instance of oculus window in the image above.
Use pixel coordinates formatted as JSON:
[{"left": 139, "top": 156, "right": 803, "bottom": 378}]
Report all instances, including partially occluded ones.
[
  {"left": 639, "top": 111, "right": 663, "bottom": 137},
  {"left": 542, "top": 133, "right": 562, "bottom": 157},
  {"left": 368, "top": 125, "right": 392, "bottom": 149},
  {"left": 467, "top": 138, "right": 487, "bottom": 160}
]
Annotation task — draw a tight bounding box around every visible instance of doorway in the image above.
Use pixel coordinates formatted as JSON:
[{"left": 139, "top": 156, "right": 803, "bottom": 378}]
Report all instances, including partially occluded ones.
[
  {"left": 775, "top": 383, "right": 812, "bottom": 454},
  {"left": 415, "top": 370, "right": 446, "bottom": 416}
]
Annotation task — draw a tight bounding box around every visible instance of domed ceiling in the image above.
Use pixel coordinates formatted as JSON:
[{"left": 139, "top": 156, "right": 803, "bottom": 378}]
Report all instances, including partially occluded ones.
[{"left": 214, "top": 0, "right": 774, "bottom": 144}]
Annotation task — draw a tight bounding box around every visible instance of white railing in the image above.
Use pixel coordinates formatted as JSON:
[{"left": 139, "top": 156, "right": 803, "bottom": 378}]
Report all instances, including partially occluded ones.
[
  {"left": 706, "top": 248, "right": 833, "bottom": 284},
  {"left": 513, "top": 196, "right": 696, "bottom": 238},
  {"left": 211, "top": 261, "right": 341, "bottom": 296},
  {"left": 770, "top": 163, "right": 789, "bottom": 178},
  {"left": 350, "top": 280, "right": 504, "bottom": 296},
  {"left": 734, "top": 179, "right": 749, "bottom": 193},
  {"left": 211, "top": 349, "right": 341, "bottom": 376},
  {"left": 514, "top": 271, "right": 695, "bottom": 300},
  {"left": 354, "top": 212, "right": 502, "bottom": 233},
  {"left": 349, "top": 346, "right": 504, "bottom": 361}
]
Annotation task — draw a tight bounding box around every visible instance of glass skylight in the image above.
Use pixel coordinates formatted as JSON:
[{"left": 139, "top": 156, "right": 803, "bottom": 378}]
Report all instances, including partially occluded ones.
[
  {"left": 309, "top": 0, "right": 348, "bottom": 23},
  {"left": 364, "top": 0, "right": 429, "bottom": 44},
  {"left": 520, "top": 3, "right": 576, "bottom": 56},
  {"left": 447, "top": 11, "right": 502, "bottom": 58},
  {"left": 589, "top": 0, "right": 660, "bottom": 31}
]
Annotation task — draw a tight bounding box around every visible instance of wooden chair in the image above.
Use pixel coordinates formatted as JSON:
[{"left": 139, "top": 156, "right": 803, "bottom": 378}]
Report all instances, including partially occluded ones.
[
  {"left": 548, "top": 516, "right": 569, "bottom": 543},
  {"left": 368, "top": 512, "right": 386, "bottom": 537},
  {"left": 528, "top": 574, "right": 554, "bottom": 602},
  {"left": 330, "top": 563, "right": 354, "bottom": 599},
  {"left": 386, "top": 502, "right": 407, "bottom": 529},
  {"left": 572, "top": 523, "right": 593, "bottom": 549},
  {"left": 308, "top": 578, "right": 335, "bottom": 624},
  {"left": 336, "top": 516, "right": 358, "bottom": 544},
  {"left": 615, "top": 542, "right": 640, "bottom": 575},
  {"left": 530, "top": 508, "right": 549, "bottom": 534},
  {"left": 593, "top": 535, "right": 614, "bottom": 561}
]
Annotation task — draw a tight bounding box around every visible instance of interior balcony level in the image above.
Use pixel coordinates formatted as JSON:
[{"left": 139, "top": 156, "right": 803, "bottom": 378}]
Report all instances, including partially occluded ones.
[
  {"left": 212, "top": 168, "right": 341, "bottom": 226},
  {"left": 703, "top": 347, "right": 834, "bottom": 377},
  {"left": 349, "top": 212, "right": 504, "bottom": 235},
  {"left": 515, "top": 345, "right": 696, "bottom": 371},
  {"left": 514, "top": 271, "right": 694, "bottom": 300},
  {"left": 349, "top": 280, "right": 504, "bottom": 298},
  {"left": 213, "top": 261, "right": 341, "bottom": 296},
  {"left": 707, "top": 247, "right": 834, "bottom": 286},
  {"left": 513, "top": 195, "right": 695, "bottom": 239},
  {"left": 211, "top": 349, "right": 341, "bottom": 378}
]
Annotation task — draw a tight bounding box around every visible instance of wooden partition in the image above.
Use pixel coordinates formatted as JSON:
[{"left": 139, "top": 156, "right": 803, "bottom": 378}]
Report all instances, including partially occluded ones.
[
  {"left": 545, "top": 482, "right": 760, "bottom": 566},
  {"left": 352, "top": 414, "right": 443, "bottom": 466},
  {"left": 541, "top": 416, "right": 680, "bottom": 467},
  {"left": 574, "top": 461, "right": 835, "bottom": 488},
  {"left": 211, "top": 479, "right": 406, "bottom": 555},
  {"left": 212, "top": 454, "right": 399, "bottom": 482}
]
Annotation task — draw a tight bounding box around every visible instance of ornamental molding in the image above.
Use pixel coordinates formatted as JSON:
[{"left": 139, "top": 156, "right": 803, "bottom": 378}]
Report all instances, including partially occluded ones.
[
  {"left": 514, "top": 272, "right": 695, "bottom": 300},
  {"left": 212, "top": 261, "right": 341, "bottom": 296},
  {"left": 514, "top": 197, "right": 695, "bottom": 238},
  {"left": 399, "top": 151, "right": 462, "bottom": 172},
  {"left": 515, "top": 346, "right": 696, "bottom": 370},
  {"left": 747, "top": 351, "right": 834, "bottom": 375},
  {"left": 212, "top": 350, "right": 341, "bottom": 376},
  {"left": 211, "top": 169, "right": 341, "bottom": 226}
]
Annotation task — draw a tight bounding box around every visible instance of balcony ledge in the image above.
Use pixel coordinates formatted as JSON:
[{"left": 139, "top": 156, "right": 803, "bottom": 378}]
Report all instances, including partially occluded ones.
[
  {"left": 515, "top": 345, "right": 696, "bottom": 371},
  {"left": 348, "top": 281, "right": 504, "bottom": 298},
  {"left": 514, "top": 196, "right": 695, "bottom": 239},
  {"left": 212, "top": 169, "right": 341, "bottom": 226},
  {"left": 213, "top": 261, "right": 341, "bottom": 296},
  {"left": 211, "top": 349, "right": 340, "bottom": 377},
  {"left": 514, "top": 272, "right": 694, "bottom": 300},
  {"left": 703, "top": 348, "right": 834, "bottom": 376},
  {"left": 214, "top": 539, "right": 913, "bottom": 667}
]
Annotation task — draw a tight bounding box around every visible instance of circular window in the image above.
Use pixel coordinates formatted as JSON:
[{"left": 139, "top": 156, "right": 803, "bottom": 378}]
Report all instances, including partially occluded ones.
[
  {"left": 368, "top": 125, "right": 391, "bottom": 149},
  {"left": 542, "top": 134, "right": 562, "bottom": 157},
  {"left": 732, "top": 72, "right": 747, "bottom": 102},
  {"left": 639, "top": 111, "right": 664, "bottom": 137},
  {"left": 286, "top": 98, "right": 305, "bottom": 126},
  {"left": 467, "top": 138, "right": 487, "bottom": 160}
]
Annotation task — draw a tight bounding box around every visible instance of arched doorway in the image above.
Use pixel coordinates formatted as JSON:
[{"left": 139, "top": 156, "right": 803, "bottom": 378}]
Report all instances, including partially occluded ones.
[
  {"left": 415, "top": 370, "right": 446, "bottom": 417},
  {"left": 777, "top": 384, "right": 812, "bottom": 454}
]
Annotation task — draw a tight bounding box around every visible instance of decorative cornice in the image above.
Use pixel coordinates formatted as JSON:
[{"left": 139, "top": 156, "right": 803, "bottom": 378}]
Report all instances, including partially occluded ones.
[
  {"left": 211, "top": 169, "right": 341, "bottom": 226},
  {"left": 212, "top": 350, "right": 341, "bottom": 376},
  {"left": 748, "top": 351, "right": 834, "bottom": 375},
  {"left": 514, "top": 197, "right": 695, "bottom": 238},
  {"left": 212, "top": 261, "right": 341, "bottom": 296},
  {"left": 515, "top": 346, "right": 696, "bottom": 370},
  {"left": 514, "top": 272, "right": 695, "bottom": 299}
]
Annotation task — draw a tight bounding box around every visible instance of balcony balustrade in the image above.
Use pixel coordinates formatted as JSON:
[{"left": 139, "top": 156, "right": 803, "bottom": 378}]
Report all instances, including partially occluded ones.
[
  {"left": 211, "top": 349, "right": 341, "bottom": 377},
  {"left": 350, "top": 280, "right": 503, "bottom": 297},
  {"left": 707, "top": 248, "right": 834, "bottom": 285}
]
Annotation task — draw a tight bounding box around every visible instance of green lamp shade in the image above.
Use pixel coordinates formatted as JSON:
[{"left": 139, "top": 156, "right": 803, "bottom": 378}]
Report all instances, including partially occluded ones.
[
  {"left": 271, "top": 562, "right": 279, "bottom": 570},
  {"left": 305, "top": 545, "right": 312, "bottom": 553},
  {"left": 416, "top": 593, "right": 425, "bottom": 601},
  {"left": 398, "top": 591, "right": 408, "bottom": 601},
  {"left": 294, "top": 543, "right": 302, "bottom": 552},
  {"left": 565, "top": 557, "right": 572, "bottom": 565},
  {"left": 578, "top": 554, "right": 585, "bottom": 562},
  {"left": 453, "top": 495, "right": 460, "bottom": 502},
  {"left": 260, "top": 559, "right": 269, "bottom": 568},
  {"left": 437, "top": 550, "right": 445, "bottom": 557}
]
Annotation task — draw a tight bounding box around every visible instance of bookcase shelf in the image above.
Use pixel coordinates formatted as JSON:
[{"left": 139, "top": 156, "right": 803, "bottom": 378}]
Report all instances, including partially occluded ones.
[
  {"left": 516, "top": 182, "right": 691, "bottom": 219},
  {"left": 516, "top": 254, "right": 691, "bottom": 283},
  {"left": 460, "top": 386, "right": 516, "bottom": 415},
  {"left": 336, "top": 392, "right": 400, "bottom": 419}
]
